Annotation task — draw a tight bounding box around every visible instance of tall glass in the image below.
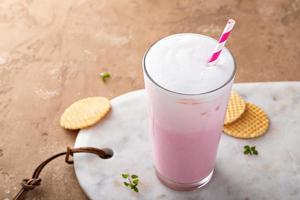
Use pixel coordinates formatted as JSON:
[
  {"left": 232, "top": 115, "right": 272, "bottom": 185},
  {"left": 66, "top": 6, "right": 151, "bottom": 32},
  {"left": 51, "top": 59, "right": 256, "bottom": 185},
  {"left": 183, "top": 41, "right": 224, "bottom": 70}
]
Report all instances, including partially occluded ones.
[{"left": 142, "top": 33, "right": 236, "bottom": 190}]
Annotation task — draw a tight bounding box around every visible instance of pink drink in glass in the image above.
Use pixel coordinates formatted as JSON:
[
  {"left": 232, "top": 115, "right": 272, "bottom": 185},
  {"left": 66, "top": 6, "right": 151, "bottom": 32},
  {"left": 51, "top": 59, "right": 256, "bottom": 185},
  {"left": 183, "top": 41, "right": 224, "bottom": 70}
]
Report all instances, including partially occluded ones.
[{"left": 143, "top": 33, "right": 236, "bottom": 190}]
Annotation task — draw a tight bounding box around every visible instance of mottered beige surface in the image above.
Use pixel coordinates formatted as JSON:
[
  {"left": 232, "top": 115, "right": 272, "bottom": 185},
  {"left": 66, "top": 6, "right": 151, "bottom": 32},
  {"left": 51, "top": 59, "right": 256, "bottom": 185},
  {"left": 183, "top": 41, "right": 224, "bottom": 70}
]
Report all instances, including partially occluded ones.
[{"left": 0, "top": 0, "right": 300, "bottom": 199}]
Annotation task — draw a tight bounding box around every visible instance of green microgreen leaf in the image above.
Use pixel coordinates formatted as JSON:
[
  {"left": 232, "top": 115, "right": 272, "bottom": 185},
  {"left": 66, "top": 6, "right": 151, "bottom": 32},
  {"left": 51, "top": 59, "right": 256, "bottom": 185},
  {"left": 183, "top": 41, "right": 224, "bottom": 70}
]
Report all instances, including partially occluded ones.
[
  {"left": 100, "top": 72, "right": 111, "bottom": 82},
  {"left": 122, "top": 173, "right": 129, "bottom": 179},
  {"left": 132, "top": 179, "right": 139, "bottom": 185},
  {"left": 131, "top": 174, "right": 138, "bottom": 179},
  {"left": 243, "top": 145, "right": 259, "bottom": 156},
  {"left": 122, "top": 172, "right": 140, "bottom": 193},
  {"left": 244, "top": 145, "right": 250, "bottom": 149},
  {"left": 133, "top": 187, "right": 139, "bottom": 193}
]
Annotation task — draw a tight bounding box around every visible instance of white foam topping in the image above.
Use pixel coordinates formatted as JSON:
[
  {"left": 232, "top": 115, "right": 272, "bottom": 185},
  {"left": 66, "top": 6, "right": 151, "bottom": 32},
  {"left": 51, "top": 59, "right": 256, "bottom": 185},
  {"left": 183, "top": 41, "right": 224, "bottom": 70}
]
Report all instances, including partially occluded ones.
[{"left": 144, "top": 33, "right": 235, "bottom": 94}]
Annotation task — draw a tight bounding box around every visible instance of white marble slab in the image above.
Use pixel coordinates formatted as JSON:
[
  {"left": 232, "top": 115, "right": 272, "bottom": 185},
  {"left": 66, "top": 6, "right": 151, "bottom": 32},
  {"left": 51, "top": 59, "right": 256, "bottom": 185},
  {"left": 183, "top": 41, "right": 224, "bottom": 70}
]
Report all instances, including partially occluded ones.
[{"left": 74, "top": 82, "right": 300, "bottom": 200}]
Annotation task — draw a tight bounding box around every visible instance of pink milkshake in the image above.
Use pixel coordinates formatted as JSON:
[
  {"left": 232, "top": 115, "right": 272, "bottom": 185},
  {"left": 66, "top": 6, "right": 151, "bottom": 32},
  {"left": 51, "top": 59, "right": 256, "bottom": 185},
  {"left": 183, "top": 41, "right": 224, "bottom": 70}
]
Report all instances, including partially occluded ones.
[{"left": 143, "top": 33, "right": 236, "bottom": 190}]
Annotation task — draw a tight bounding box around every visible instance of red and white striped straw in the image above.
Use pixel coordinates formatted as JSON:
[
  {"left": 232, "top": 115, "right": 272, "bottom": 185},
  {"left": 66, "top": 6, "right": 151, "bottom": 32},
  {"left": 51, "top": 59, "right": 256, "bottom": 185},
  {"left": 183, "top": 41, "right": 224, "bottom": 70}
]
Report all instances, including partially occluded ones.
[{"left": 208, "top": 19, "right": 236, "bottom": 65}]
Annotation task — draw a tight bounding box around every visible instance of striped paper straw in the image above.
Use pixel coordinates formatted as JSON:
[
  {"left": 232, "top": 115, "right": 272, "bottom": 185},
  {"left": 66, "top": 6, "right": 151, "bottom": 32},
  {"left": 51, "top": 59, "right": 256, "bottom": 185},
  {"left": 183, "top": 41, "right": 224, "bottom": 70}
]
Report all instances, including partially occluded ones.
[{"left": 208, "top": 19, "right": 236, "bottom": 65}]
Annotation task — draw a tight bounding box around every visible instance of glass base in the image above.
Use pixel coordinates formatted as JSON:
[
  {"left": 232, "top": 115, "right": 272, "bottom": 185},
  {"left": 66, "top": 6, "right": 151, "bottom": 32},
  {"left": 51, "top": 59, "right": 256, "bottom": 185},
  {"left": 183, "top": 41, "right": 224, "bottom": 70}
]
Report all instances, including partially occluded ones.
[{"left": 155, "top": 169, "right": 214, "bottom": 191}]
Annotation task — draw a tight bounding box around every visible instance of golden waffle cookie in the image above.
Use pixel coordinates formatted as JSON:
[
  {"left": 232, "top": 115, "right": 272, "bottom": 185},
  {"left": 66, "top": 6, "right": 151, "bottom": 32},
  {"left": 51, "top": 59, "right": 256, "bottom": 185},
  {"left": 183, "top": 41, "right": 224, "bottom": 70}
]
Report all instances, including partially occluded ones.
[
  {"left": 224, "top": 91, "right": 246, "bottom": 125},
  {"left": 60, "top": 97, "right": 111, "bottom": 130},
  {"left": 223, "top": 102, "right": 269, "bottom": 139}
]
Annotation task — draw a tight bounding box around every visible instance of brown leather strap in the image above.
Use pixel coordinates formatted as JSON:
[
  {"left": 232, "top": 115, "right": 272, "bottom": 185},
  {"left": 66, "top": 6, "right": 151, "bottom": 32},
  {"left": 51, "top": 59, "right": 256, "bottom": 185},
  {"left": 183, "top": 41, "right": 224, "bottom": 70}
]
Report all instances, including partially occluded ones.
[{"left": 13, "top": 147, "right": 113, "bottom": 200}]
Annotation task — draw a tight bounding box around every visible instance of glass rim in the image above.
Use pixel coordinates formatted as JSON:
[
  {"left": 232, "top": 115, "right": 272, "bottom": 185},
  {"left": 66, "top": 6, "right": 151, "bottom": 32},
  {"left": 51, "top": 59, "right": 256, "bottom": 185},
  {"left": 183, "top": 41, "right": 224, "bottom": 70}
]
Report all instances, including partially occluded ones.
[{"left": 142, "top": 33, "right": 236, "bottom": 96}]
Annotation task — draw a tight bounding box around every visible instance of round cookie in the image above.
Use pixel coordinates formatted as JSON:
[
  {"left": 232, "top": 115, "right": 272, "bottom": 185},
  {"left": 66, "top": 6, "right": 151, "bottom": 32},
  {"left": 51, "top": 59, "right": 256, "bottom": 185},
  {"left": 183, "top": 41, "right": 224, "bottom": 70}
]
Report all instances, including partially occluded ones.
[
  {"left": 224, "top": 91, "right": 246, "bottom": 125},
  {"left": 60, "top": 97, "right": 111, "bottom": 130},
  {"left": 223, "top": 102, "right": 269, "bottom": 139}
]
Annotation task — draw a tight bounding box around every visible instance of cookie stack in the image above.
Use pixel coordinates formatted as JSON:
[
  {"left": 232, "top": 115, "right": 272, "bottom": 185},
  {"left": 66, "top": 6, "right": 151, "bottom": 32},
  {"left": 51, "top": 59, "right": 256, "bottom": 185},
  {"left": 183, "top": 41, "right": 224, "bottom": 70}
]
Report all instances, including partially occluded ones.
[{"left": 223, "top": 91, "right": 269, "bottom": 139}]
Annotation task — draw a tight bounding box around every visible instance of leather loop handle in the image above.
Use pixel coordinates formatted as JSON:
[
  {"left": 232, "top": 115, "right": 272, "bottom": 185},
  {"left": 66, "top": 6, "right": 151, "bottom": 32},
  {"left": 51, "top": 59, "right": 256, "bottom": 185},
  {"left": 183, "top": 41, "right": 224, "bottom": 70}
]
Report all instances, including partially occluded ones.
[{"left": 13, "top": 147, "right": 113, "bottom": 200}]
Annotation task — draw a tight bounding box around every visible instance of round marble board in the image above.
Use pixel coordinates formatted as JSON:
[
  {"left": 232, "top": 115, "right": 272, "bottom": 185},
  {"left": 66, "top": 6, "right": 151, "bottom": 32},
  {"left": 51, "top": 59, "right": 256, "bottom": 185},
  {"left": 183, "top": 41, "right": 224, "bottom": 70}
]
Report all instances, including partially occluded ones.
[{"left": 74, "top": 82, "right": 300, "bottom": 200}]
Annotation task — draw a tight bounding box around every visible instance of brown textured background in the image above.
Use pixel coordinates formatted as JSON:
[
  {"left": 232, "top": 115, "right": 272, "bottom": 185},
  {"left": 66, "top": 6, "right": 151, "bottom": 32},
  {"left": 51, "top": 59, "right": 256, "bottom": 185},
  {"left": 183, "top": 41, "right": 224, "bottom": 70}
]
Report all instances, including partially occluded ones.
[{"left": 0, "top": 0, "right": 299, "bottom": 199}]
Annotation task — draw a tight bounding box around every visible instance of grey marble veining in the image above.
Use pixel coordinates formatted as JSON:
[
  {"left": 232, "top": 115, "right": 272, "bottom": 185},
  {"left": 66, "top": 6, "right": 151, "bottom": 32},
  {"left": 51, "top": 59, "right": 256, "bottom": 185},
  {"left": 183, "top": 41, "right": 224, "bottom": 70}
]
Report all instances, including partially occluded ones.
[{"left": 74, "top": 82, "right": 300, "bottom": 200}]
